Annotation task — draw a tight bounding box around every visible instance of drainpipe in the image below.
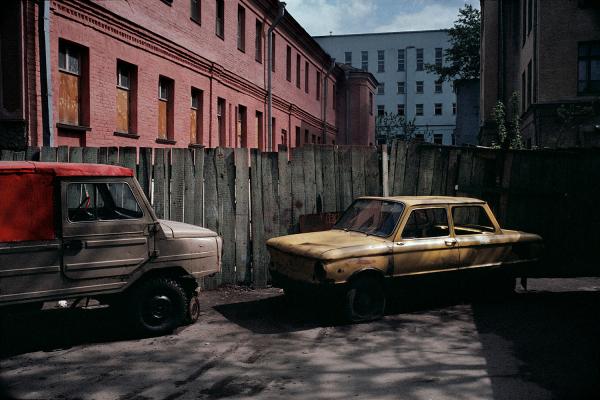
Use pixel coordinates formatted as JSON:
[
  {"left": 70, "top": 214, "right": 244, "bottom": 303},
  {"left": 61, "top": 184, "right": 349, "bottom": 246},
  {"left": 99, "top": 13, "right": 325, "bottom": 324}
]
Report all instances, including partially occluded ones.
[
  {"left": 40, "top": 0, "right": 54, "bottom": 147},
  {"left": 267, "top": 1, "right": 286, "bottom": 152},
  {"left": 321, "top": 58, "right": 335, "bottom": 143}
]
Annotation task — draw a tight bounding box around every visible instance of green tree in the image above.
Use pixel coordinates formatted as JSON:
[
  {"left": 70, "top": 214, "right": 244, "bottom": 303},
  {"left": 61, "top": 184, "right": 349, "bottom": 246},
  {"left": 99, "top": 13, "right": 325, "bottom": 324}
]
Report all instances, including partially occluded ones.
[
  {"left": 375, "top": 112, "right": 417, "bottom": 143},
  {"left": 425, "top": 4, "right": 480, "bottom": 82},
  {"left": 492, "top": 91, "right": 523, "bottom": 149}
]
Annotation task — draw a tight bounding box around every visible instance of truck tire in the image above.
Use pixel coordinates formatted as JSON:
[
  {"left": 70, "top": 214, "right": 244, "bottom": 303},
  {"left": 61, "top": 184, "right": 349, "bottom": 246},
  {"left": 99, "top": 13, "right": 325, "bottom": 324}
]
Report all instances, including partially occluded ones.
[
  {"left": 129, "top": 278, "right": 187, "bottom": 335},
  {"left": 344, "top": 276, "right": 386, "bottom": 323},
  {"left": 185, "top": 294, "right": 200, "bottom": 325}
]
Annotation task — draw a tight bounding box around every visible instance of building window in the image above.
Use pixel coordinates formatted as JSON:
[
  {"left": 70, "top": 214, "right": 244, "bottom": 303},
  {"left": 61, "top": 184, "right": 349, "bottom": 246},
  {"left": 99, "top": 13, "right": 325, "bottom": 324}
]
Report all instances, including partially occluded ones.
[
  {"left": 286, "top": 45, "right": 292, "bottom": 82},
  {"left": 237, "top": 5, "right": 245, "bottom": 52},
  {"left": 116, "top": 61, "right": 137, "bottom": 134},
  {"left": 215, "top": 0, "right": 224, "bottom": 39},
  {"left": 158, "top": 76, "right": 174, "bottom": 140},
  {"left": 281, "top": 129, "right": 287, "bottom": 147},
  {"left": 397, "top": 104, "right": 405, "bottom": 116},
  {"left": 305, "top": 61, "right": 309, "bottom": 93},
  {"left": 190, "top": 0, "right": 201, "bottom": 22},
  {"left": 434, "top": 103, "right": 443, "bottom": 116},
  {"left": 377, "top": 105, "right": 385, "bottom": 117},
  {"left": 361, "top": 51, "right": 368, "bottom": 71},
  {"left": 256, "top": 111, "right": 264, "bottom": 150},
  {"left": 527, "top": 60, "right": 533, "bottom": 107},
  {"left": 296, "top": 54, "right": 301, "bottom": 88},
  {"left": 416, "top": 48, "right": 423, "bottom": 71},
  {"left": 295, "top": 126, "right": 301, "bottom": 147},
  {"left": 453, "top": 102, "right": 457, "bottom": 115},
  {"left": 416, "top": 103, "right": 424, "bottom": 116},
  {"left": 304, "top": 129, "right": 309, "bottom": 144},
  {"left": 414, "top": 133, "right": 424, "bottom": 142},
  {"left": 344, "top": 51, "right": 352, "bottom": 66},
  {"left": 435, "top": 79, "right": 443, "bottom": 93},
  {"left": 435, "top": 48, "right": 443, "bottom": 68},
  {"left": 433, "top": 134, "right": 443, "bottom": 144},
  {"left": 58, "top": 41, "right": 88, "bottom": 127},
  {"left": 271, "top": 34, "right": 276, "bottom": 72},
  {"left": 377, "top": 83, "right": 385, "bottom": 95},
  {"left": 578, "top": 41, "right": 600, "bottom": 95},
  {"left": 377, "top": 50, "right": 385, "bottom": 72},
  {"left": 416, "top": 81, "right": 423, "bottom": 93},
  {"left": 397, "top": 81, "right": 405, "bottom": 94},
  {"left": 217, "top": 97, "right": 226, "bottom": 145},
  {"left": 255, "top": 20, "right": 263, "bottom": 62},
  {"left": 311, "top": 134, "right": 316, "bottom": 144},
  {"left": 190, "top": 88, "right": 203, "bottom": 144},
  {"left": 369, "top": 92, "right": 373, "bottom": 115},
  {"left": 237, "top": 105, "right": 247, "bottom": 147},
  {"left": 397, "top": 49, "right": 405, "bottom": 71},
  {"left": 316, "top": 70, "right": 321, "bottom": 100}
]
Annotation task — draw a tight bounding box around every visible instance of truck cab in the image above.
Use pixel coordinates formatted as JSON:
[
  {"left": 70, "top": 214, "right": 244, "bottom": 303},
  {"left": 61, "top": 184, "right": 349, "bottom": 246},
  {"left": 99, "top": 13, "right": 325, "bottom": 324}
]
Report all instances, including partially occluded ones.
[{"left": 0, "top": 162, "right": 222, "bottom": 335}]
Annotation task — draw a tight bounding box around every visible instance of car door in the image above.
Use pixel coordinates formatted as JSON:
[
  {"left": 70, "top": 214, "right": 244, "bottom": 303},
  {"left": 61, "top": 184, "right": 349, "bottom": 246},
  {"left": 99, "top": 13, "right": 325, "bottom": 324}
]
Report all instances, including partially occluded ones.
[
  {"left": 392, "top": 206, "right": 460, "bottom": 276},
  {"left": 60, "top": 177, "right": 154, "bottom": 280},
  {"left": 451, "top": 204, "right": 511, "bottom": 270}
]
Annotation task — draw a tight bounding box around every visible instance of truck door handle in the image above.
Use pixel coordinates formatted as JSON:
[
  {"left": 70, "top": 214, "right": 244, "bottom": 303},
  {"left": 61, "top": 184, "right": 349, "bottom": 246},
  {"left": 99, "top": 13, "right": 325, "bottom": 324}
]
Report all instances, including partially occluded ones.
[
  {"left": 445, "top": 239, "right": 457, "bottom": 247},
  {"left": 64, "top": 240, "right": 83, "bottom": 251}
]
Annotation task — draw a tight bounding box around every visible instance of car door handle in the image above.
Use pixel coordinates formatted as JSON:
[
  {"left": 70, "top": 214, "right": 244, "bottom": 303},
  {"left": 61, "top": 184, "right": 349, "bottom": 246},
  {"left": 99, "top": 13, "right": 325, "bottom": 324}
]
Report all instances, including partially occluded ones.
[
  {"left": 445, "top": 239, "right": 457, "bottom": 247},
  {"left": 64, "top": 240, "right": 83, "bottom": 251}
]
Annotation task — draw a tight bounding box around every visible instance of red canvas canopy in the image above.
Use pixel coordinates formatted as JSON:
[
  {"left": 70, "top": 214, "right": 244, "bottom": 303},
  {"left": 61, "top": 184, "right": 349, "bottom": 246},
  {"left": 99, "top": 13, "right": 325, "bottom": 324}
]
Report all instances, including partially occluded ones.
[{"left": 0, "top": 162, "right": 134, "bottom": 243}]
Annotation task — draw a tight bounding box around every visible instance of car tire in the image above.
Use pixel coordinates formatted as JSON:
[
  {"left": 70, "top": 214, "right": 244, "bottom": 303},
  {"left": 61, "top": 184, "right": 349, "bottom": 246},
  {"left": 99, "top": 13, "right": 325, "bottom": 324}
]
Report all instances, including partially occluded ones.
[
  {"left": 185, "top": 294, "right": 201, "bottom": 325},
  {"left": 129, "top": 278, "right": 187, "bottom": 335},
  {"left": 344, "top": 276, "right": 386, "bottom": 323}
]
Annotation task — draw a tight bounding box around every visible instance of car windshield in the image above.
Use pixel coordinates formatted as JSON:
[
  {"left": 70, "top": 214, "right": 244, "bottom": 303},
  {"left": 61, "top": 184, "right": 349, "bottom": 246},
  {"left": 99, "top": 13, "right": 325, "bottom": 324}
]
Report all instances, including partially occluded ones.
[{"left": 333, "top": 199, "right": 405, "bottom": 237}]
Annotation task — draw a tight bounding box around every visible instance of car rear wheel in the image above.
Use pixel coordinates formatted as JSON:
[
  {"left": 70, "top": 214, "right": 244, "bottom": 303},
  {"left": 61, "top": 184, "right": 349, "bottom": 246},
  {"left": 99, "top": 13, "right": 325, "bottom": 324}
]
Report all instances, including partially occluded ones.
[
  {"left": 344, "top": 276, "right": 386, "bottom": 323},
  {"left": 129, "top": 278, "right": 187, "bottom": 335}
]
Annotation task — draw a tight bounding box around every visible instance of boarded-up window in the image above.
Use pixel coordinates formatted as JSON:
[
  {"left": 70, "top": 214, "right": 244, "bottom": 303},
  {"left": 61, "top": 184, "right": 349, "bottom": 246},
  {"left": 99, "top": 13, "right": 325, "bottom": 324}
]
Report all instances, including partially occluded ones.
[
  {"left": 58, "top": 42, "right": 81, "bottom": 125},
  {"left": 158, "top": 77, "right": 173, "bottom": 140},
  {"left": 116, "top": 61, "right": 135, "bottom": 133},
  {"left": 190, "top": 88, "right": 203, "bottom": 144}
]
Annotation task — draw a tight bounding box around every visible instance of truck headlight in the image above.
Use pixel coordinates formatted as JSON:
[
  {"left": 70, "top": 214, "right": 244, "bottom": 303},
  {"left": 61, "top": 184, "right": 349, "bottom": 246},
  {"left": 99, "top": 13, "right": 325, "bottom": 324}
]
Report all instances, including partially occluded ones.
[{"left": 313, "top": 262, "right": 327, "bottom": 282}]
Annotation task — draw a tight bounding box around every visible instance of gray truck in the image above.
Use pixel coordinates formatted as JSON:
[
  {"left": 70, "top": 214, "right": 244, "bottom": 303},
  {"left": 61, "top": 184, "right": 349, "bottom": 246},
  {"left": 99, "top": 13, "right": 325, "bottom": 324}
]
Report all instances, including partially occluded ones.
[{"left": 0, "top": 161, "right": 222, "bottom": 335}]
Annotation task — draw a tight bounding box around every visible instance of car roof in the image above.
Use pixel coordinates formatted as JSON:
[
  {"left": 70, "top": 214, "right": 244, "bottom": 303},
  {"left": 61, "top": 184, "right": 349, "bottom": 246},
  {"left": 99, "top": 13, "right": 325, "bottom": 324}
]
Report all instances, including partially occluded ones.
[
  {"left": 358, "top": 195, "right": 486, "bottom": 206},
  {"left": 0, "top": 161, "right": 134, "bottom": 177}
]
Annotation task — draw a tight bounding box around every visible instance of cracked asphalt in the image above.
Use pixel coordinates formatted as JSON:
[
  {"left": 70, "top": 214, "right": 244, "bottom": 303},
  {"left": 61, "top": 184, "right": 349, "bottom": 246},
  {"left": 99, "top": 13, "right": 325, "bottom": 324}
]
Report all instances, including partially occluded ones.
[{"left": 1, "top": 277, "right": 600, "bottom": 400}]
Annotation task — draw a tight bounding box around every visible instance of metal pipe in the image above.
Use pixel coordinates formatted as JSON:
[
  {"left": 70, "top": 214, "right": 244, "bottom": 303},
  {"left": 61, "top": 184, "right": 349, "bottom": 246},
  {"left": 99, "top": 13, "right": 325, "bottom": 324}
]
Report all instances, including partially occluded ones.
[
  {"left": 41, "top": 0, "right": 54, "bottom": 146},
  {"left": 267, "top": 1, "right": 286, "bottom": 152}
]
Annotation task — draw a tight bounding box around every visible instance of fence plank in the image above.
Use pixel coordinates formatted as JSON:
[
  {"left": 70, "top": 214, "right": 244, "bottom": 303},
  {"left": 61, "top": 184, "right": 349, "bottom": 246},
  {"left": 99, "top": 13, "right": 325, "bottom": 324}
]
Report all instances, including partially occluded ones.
[
  {"left": 351, "top": 147, "right": 365, "bottom": 199},
  {"left": 417, "top": 145, "right": 436, "bottom": 195},
  {"left": 119, "top": 147, "right": 137, "bottom": 173},
  {"left": 216, "top": 147, "right": 236, "bottom": 284},
  {"left": 365, "top": 146, "right": 380, "bottom": 196},
  {"left": 13, "top": 151, "right": 25, "bottom": 161},
  {"left": 203, "top": 148, "right": 220, "bottom": 289},
  {"left": 57, "top": 146, "right": 69, "bottom": 162},
  {"left": 388, "top": 141, "right": 397, "bottom": 193},
  {"left": 403, "top": 143, "right": 419, "bottom": 195},
  {"left": 152, "top": 148, "right": 168, "bottom": 219},
  {"left": 290, "top": 147, "right": 305, "bottom": 231},
  {"left": 314, "top": 146, "right": 324, "bottom": 213},
  {"left": 169, "top": 148, "right": 185, "bottom": 222},
  {"left": 250, "top": 149, "right": 267, "bottom": 288},
  {"left": 277, "top": 146, "right": 292, "bottom": 235},
  {"left": 107, "top": 147, "right": 119, "bottom": 165},
  {"left": 137, "top": 148, "right": 152, "bottom": 199},
  {"left": 183, "top": 149, "right": 195, "bottom": 224},
  {"left": 193, "top": 148, "right": 205, "bottom": 226},
  {"left": 40, "top": 147, "right": 57, "bottom": 162},
  {"left": 82, "top": 147, "right": 98, "bottom": 164},
  {"left": 69, "top": 147, "right": 83, "bottom": 163},
  {"left": 0, "top": 150, "right": 13, "bottom": 160},
  {"left": 321, "top": 145, "right": 337, "bottom": 212},
  {"left": 339, "top": 146, "right": 353, "bottom": 209},
  {"left": 392, "top": 141, "right": 408, "bottom": 195},
  {"left": 235, "top": 148, "right": 250, "bottom": 283},
  {"left": 25, "top": 146, "right": 40, "bottom": 161},
  {"left": 303, "top": 145, "right": 317, "bottom": 215}
]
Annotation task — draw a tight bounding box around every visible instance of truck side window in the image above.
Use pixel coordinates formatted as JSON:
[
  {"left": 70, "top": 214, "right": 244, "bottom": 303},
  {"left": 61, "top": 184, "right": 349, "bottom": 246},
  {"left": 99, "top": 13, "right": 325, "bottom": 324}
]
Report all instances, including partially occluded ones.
[
  {"left": 452, "top": 206, "right": 495, "bottom": 235},
  {"left": 402, "top": 208, "right": 449, "bottom": 239},
  {"left": 67, "top": 182, "right": 143, "bottom": 222}
]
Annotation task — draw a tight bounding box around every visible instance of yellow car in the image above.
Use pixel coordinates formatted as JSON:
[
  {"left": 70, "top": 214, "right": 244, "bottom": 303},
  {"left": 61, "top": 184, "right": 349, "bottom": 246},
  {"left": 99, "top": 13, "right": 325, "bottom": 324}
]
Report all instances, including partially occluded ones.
[{"left": 267, "top": 196, "right": 543, "bottom": 322}]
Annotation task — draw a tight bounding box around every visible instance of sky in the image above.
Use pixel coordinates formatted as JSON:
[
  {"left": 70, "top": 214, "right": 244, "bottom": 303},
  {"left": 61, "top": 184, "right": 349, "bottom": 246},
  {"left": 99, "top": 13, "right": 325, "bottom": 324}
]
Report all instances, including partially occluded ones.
[{"left": 284, "top": 0, "right": 480, "bottom": 36}]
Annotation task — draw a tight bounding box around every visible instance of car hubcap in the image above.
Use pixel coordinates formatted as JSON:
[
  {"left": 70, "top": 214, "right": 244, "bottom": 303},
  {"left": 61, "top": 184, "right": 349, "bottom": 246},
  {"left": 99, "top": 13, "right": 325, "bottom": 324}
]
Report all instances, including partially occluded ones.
[{"left": 143, "top": 295, "right": 173, "bottom": 326}]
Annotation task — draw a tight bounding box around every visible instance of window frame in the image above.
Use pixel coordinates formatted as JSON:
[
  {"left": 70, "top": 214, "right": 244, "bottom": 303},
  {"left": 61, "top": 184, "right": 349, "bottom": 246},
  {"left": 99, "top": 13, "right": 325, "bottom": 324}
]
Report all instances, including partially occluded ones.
[
  {"left": 377, "top": 49, "right": 385, "bottom": 73},
  {"left": 190, "top": 0, "right": 201, "bottom": 23},
  {"left": 434, "top": 103, "right": 443, "bottom": 116},
  {"left": 255, "top": 20, "right": 263, "bottom": 63},
  {"left": 450, "top": 204, "right": 500, "bottom": 235},
  {"left": 237, "top": 4, "right": 246, "bottom": 52},
  {"left": 397, "top": 206, "right": 451, "bottom": 241},
  {"left": 215, "top": 0, "right": 224, "bottom": 39},
  {"left": 397, "top": 49, "right": 405, "bottom": 72},
  {"left": 416, "top": 81, "right": 424, "bottom": 94},
  {"left": 416, "top": 48, "right": 424, "bottom": 71},
  {"left": 578, "top": 41, "right": 600, "bottom": 96}
]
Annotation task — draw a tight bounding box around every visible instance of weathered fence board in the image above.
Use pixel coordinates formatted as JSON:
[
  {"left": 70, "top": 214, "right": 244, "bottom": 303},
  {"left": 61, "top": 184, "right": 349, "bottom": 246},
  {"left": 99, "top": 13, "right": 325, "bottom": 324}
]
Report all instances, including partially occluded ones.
[{"left": 234, "top": 148, "right": 250, "bottom": 283}]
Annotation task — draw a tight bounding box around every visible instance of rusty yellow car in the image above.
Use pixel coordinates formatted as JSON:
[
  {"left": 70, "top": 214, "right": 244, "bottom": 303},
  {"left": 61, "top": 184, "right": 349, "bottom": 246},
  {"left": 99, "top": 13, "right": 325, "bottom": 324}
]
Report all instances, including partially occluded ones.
[{"left": 267, "top": 196, "right": 543, "bottom": 322}]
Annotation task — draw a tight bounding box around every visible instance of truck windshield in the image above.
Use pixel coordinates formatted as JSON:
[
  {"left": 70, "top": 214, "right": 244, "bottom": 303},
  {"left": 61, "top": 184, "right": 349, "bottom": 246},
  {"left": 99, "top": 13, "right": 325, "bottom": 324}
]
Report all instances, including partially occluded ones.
[{"left": 333, "top": 199, "right": 405, "bottom": 237}]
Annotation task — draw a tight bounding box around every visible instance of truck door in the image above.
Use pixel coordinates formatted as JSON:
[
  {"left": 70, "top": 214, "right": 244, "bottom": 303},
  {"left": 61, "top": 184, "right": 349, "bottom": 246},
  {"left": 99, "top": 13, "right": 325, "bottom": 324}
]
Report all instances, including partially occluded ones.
[{"left": 60, "top": 178, "right": 153, "bottom": 280}]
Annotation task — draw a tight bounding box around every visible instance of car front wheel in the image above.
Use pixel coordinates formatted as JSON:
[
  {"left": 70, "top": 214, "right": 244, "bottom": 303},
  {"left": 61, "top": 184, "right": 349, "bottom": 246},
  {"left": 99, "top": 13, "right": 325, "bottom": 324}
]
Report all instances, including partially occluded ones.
[
  {"left": 129, "top": 278, "right": 187, "bottom": 335},
  {"left": 344, "top": 276, "right": 386, "bottom": 323}
]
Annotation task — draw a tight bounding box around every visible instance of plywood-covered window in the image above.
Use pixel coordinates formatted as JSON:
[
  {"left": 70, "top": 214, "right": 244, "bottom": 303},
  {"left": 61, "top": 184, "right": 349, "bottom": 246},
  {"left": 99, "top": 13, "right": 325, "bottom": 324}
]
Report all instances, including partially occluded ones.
[
  {"left": 116, "top": 61, "right": 137, "bottom": 134},
  {"left": 158, "top": 76, "right": 173, "bottom": 141},
  {"left": 190, "top": 88, "right": 203, "bottom": 144},
  {"left": 58, "top": 42, "right": 83, "bottom": 126}
]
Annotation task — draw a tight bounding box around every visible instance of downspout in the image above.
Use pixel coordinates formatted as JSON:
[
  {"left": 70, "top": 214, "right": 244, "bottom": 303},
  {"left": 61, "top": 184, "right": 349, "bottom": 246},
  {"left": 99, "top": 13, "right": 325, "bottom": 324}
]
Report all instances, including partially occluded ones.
[
  {"left": 40, "top": 0, "right": 54, "bottom": 147},
  {"left": 321, "top": 58, "right": 335, "bottom": 143},
  {"left": 267, "top": 1, "right": 286, "bottom": 152}
]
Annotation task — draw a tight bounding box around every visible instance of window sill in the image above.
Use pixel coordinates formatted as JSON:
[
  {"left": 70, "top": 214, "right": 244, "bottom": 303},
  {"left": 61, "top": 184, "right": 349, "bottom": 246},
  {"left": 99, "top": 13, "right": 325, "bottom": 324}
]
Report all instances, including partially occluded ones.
[
  {"left": 156, "top": 138, "right": 177, "bottom": 145},
  {"left": 56, "top": 123, "right": 91, "bottom": 133},
  {"left": 190, "top": 17, "right": 201, "bottom": 26},
  {"left": 188, "top": 143, "right": 205, "bottom": 149},
  {"left": 114, "top": 131, "right": 140, "bottom": 139},
  {"left": 238, "top": 47, "right": 246, "bottom": 53}
]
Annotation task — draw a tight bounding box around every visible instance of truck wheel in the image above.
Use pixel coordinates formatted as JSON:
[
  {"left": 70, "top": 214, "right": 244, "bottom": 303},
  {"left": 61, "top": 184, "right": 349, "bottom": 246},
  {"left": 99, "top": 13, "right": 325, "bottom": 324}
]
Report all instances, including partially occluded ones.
[
  {"left": 129, "top": 278, "right": 187, "bottom": 335},
  {"left": 185, "top": 294, "right": 201, "bottom": 324},
  {"left": 344, "top": 276, "right": 386, "bottom": 323}
]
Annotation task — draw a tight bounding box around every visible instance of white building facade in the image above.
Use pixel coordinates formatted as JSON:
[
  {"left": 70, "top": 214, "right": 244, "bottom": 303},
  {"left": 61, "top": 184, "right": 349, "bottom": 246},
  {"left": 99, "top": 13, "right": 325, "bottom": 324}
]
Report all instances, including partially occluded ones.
[{"left": 315, "top": 30, "right": 456, "bottom": 145}]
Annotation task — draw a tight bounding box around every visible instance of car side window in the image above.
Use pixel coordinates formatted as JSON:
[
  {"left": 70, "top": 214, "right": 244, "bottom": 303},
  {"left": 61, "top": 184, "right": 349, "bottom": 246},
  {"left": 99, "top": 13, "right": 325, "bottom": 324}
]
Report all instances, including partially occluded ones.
[
  {"left": 452, "top": 206, "right": 495, "bottom": 235},
  {"left": 401, "top": 208, "right": 449, "bottom": 239},
  {"left": 67, "top": 182, "right": 143, "bottom": 222}
]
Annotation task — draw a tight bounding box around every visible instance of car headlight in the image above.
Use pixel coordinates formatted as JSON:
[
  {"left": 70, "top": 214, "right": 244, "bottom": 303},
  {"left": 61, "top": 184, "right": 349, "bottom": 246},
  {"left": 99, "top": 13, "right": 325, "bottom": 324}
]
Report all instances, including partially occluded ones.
[{"left": 313, "top": 261, "right": 327, "bottom": 282}]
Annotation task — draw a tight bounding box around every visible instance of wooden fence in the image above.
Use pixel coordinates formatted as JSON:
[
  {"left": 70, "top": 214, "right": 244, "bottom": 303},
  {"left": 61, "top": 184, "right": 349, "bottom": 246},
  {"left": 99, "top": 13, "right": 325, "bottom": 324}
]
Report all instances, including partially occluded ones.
[{"left": 1, "top": 143, "right": 599, "bottom": 283}]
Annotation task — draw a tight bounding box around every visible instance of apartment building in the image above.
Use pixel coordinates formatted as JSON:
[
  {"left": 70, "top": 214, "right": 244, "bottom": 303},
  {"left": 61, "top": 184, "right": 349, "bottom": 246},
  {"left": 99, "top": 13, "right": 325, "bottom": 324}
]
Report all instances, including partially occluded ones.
[{"left": 315, "top": 30, "right": 457, "bottom": 145}]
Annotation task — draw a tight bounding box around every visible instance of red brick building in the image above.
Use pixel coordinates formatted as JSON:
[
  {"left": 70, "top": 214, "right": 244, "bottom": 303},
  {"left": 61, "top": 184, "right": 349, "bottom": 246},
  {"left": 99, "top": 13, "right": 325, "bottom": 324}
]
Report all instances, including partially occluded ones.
[{"left": 0, "top": 0, "right": 377, "bottom": 150}]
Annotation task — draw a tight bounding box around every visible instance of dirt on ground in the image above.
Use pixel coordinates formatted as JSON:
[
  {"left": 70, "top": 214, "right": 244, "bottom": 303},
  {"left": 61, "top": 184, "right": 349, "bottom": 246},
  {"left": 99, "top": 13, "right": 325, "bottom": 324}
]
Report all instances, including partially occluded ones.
[{"left": 1, "top": 278, "right": 600, "bottom": 400}]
